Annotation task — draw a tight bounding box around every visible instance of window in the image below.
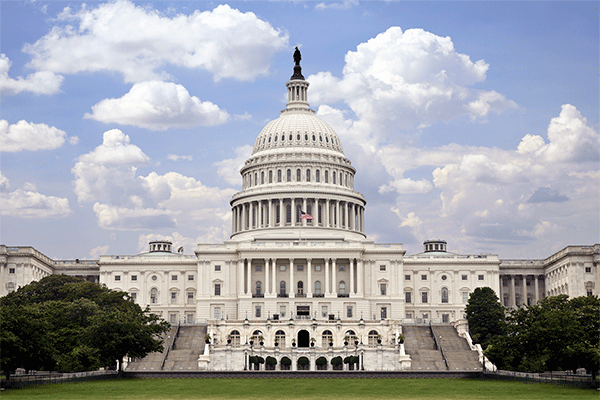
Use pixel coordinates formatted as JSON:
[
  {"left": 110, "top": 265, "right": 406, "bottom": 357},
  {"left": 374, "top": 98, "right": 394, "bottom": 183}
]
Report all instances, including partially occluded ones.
[
  {"left": 441, "top": 275, "right": 447, "bottom": 281},
  {"left": 314, "top": 265, "right": 321, "bottom": 271},
  {"left": 214, "top": 283, "right": 221, "bottom": 296},
  {"left": 321, "top": 305, "right": 328, "bottom": 318},
  {"left": 269, "top": 170, "right": 273, "bottom": 183},
  {"left": 339, "top": 265, "right": 346, "bottom": 271},
  {"left": 441, "top": 288, "right": 449, "bottom": 303},
  {"left": 442, "top": 314, "right": 449, "bottom": 323},
  {"left": 325, "top": 170, "right": 329, "bottom": 183},
  {"left": 255, "top": 306, "right": 261, "bottom": 318},
  {"left": 130, "top": 292, "right": 137, "bottom": 301},
  {"left": 322, "top": 330, "right": 333, "bottom": 347},
  {"left": 286, "top": 204, "right": 291, "bottom": 223},
  {"left": 588, "top": 290, "right": 593, "bottom": 296},
  {"left": 422, "top": 313, "right": 429, "bottom": 319},
  {"left": 333, "top": 171, "right": 336, "bottom": 184},
  {"left": 150, "top": 288, "right": 158, "bottom": 304},
  {"left": 287, "top": 169, "right": 291, "bottom": 182},
  {"left": 306, "top": 169, "right": 311, "bottom": 182},
  {"left": 316, "top": 170, "right": 320, "bottom": 182},
  {"left": 405, "top": 291, "right": 412, "bottom": 303},
  {"left": 131, "top": 275, "right": 137, "bottom": 281},
  {"left": 215, "top": 265, "right": 221, "bottom": 272},
  {"left": 275, "top": 330, "right": 286, "bottom": 347},
  {"left": 421, "top": 274, "right": 427, "bottom": 280},
  {"left": 8, "top": 268, "right": 15, "bottom": 274},
  {"left": 278, "top": 170, "right": 282, "bottom": 182},
  {"left": 279, "top": 265, "right": 286, "bottom": 271},
  {"left": 346, "top": 306, "right": 353, "bottom": 318},
  {"left": 170, "top": 313, "right": 178, "bottom": 324},
  {"left": 406, "top": 313, "right": 413, "bottom": 319},
  {"left": 172, "top": 275, "right": 178, "bottom": 281},
  {"left": 188, "top": 275, "right": 194, "bottom": 281},
  {"left": 380, "top": 265, "right": 386, "bottom": 271},
  {"left": 280, "top": 281, "right": 286, "bottom": 296},
  {"left": 462, "top": 275, "right": 468, "bottom": 280},
  {"left": 214, "top": 307, "right": 221, "bottom": 320},
  {"left": 187, "top": 291, "right": 194, "bottom": 304},
  {"left": 255, "top": 281, "right": 262, "bottom": 296},
  {"left": 462, "top": 292, "right": 469, "bottom": 303},
  {"left": 314, "top": 281, "right": 322, "bottom": 295},
  {"left": 279, "top": 305, "right": 286, "bottom": 317},
  {"left": 255, "top": 265, "right": 262, "bottom": 272},
  {"left": 296, "top": 169, "right": 301, "bottom": 181},
  {"left": 297, "top": 281, "right": 304, "bottom": 295},
  {"left": 230, "top": 330, "right": 241, "bottom": 347},
  {"left": 261, "top": 171, "right": 264, "bottom": 184},
  {"left": 478, "top": 275, "right": 484, "bottom": 281},
  {"left": 297, "top": 265, "right": 303, "bottom": 271},
  {"left": 421, "top": 291, "right": 428, "bottom": 303},
  {"left": 586, "top": 267, "right": 592, "bottom": 273},
  {"left": 368, "top": 330, "right": 379, "bottom": 347},
  {"left": 405, "top": 274, "right": 411, "bottom": 281},
  {"left": 171, "top": 291, "right": 178, "bottom": 304},
  {"left": 339, "top": 281, "right": 346, "bottom": 295},
  {"left": 380, "top": 283, "right": 387, "bottom": 296}
]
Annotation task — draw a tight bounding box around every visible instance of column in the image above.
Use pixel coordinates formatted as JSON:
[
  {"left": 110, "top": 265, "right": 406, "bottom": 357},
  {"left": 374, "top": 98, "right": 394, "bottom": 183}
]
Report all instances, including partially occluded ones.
[
  {"left": 258, "top": 200, "right": 262, "bottom": 228},
  {"left": 307, "top": 258, "right": 312, "bottom": 297},
  {"left": 357, "top": 259, "right": 364, "bottom": 295},
  {"left": 302, "top": 198, "right": 307, "bottom": 226},
  {"left": 265, "top": 258, "right": 270, "bottom": 294},
  {"left": 325, "top": 259, "right": 330, "bottom": 294},
  {"left": 268, "top": 199, "right": 273, "bottom": 228},
  {"left": 316, "top": 198, "right": 321, "bottom": 226},
  {"left": 350, "top": 259, "right": 355, "bottom": 295},
  {"left": 534, "top": 275, "right": 539, "bottom": 304},
  {"left": 291, "top": 199, "right": 296, "bottom": 227},
  {"left": 289, "top": 258, "right": 295, "bottom": 298},
  {"left": 336, "top": 201, "right": 340, "bottom": 228},
  {"left": 279, "top": 198, "right": 283, "bottom": 226},
  {"left": 344, "top": 202, "right": 349, "bottom": 229},
  {"left": 522, "top": 275, "right": 527, "bottom": 305},
  {"left": 247, "top": 258, "right": 252, "bottom": 296},
  {"left": 232, "top": 207, "right": 236, "bottom": 233},
  {"left": 332, "top": 259, "right": 337, "bottom": 295},
  {"left": 510, "top": 275, "right": 515, "bottom": 307},
  {"left": 350, "top": 203, "right": 355, "bottom": 231},
  {"left": 325, "top": 199, "right": 330, "bottom": 228},
  {"left": 242, "top": 203, "right": 247, "bottom": 231}
]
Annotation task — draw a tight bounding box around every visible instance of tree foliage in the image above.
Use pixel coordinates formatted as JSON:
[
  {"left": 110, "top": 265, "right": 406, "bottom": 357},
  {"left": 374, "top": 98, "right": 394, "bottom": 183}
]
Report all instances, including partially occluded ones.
[
  {"left": 484, "top": 295, "right": 600, "bottom": 376},
  {"left": 0, "top": 275, "right": 169, "bottom": 378},
  {"left": 465, "top": 287, "right": 506, "bottom": 349}
]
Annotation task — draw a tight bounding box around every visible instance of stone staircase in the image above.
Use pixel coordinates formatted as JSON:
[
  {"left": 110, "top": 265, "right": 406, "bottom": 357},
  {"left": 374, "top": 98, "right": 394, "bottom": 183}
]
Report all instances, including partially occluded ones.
[
  {"left": 162, "top": 325, "right": 207, "bottom": 371},
  {"left": 430, "top": 325, "right": 482, "bottom": 371},
  {"left": 126, "top": 326, "right": 177, "bottom": 372},
  {"left": 403, "top": 325, "right": 447, "bottom": 371}
]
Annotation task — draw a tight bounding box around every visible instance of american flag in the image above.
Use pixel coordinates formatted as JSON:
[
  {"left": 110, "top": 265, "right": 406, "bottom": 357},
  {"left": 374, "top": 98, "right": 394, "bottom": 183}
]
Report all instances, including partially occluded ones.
[{"left": 300, "top": 210, "right": 314, "bottom": 220}]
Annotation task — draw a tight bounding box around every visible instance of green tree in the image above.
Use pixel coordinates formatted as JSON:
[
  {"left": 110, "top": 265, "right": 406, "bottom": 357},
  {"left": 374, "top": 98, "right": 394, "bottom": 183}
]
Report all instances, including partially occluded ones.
[{"left": 465, "top": 287, "right": 506, "bottom": 349}]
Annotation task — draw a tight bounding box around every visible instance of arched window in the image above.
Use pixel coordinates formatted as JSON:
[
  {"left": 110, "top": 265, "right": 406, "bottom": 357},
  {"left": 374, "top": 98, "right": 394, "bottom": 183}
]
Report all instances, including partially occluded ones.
[
  {"left": 229, "top": 330, "right": 241, "bottom": 347},
  {"left": 368, "top": 330, "right": 379, "bottom": 347},
  {"left": 296, "top": 169, "right": 301, "bottom": 181},
  {"left": 306, "top": 169, "right": 311, "bottom": 182},
  {"left": 275, "top": 330, "right": 286, "bottom": 347},
  {"left": 278, "top": 169, "right": 282, "bottom": 182},
  {"left": 333, "top": 171, "right": 336, "bottom": 184},
  {"left": 441, "top": 287, "right": 449, "bottom": 303},
  {"left": 261, "top": 171, "right": 264, "bottom": 184},
  {"left": 314, "top": 281, "right": 322, "bottom": 295},
  {"left": 345, "top": 330, "right": 356, "bottom": 340},
  {"left": 297, "top": 281, "right": 304, "bottom": 295},
  {"left": 322, "top": 330, "right": 333, "bottom": 347},
  {"left": 255, "top": 281, "right": 262, "bottom": 296},
  {"left": 345, "top": 174, "right": 348, "bottom": 187},
  {"left": 6, "top": 282, "right": 15, "bottom": 293},
  {"left": 325, "top": 170, "right": 329, "bottom": 183},
  {"left": 316, "top": 170, "right": 320, "bottom": 182},
  {"left": 276, "top": 204, "right": 281, "bottom": 224},
  {"left": 286, "top": 204, "right": 292, "bottom": 224},
  {"left": 339, "top": 281, "right": 346, "bottom": 295},
  {"left": 280, "top": 281, "right": 287, "bottom": 296},
  {"left": 254, "top": 173, "right": 257, "bottom": 186},
  {"left": 269, "top": 170, "right": 273, "bottom": 183},
  {"left": 150, "top": 288, "right": 158, "bottom": 304},
  {"left": 287, "top": 169, "right": 291, "bottom": 182}
]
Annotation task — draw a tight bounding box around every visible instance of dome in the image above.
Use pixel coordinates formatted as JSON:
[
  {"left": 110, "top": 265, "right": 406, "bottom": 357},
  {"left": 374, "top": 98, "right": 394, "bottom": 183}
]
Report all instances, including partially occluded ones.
[{"left": 251, "top": 109, "right": 344, "bottom": 156}]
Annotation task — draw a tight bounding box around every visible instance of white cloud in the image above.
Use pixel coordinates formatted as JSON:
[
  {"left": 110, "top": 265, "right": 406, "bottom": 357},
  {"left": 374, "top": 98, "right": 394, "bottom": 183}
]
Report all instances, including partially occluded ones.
[
  {"left": 90, "top": 245, "right": 110, "bottom": 259},
  {"left": 85, "top": 81, "right": 229, "bottom": 130},
  {"left": 213, "top": 145, "right": 253, "bottom": 186},
  {"left": 0, "top": 120, "right": 67, "bottom": 152},
  {"left": 315, "top": 0, "right": 358, "bottom": 10},
  {"left": 0, "top": 172, "right": 71, "bottom": 218},
  {"left": 0, "top": 54, "right": 63, "bottom": 96},
  {"left": 24, "top": 1, "right": 288, "bottom": 83},
  {"left": 167, "top": 154, "right": 193, "bottom": 162}
]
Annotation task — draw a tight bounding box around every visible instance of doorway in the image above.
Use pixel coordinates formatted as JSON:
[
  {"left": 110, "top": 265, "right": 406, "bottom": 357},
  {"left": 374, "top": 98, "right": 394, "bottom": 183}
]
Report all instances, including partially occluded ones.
[{"left": 298, "top": 329, "right": 310, "bottom": 348}]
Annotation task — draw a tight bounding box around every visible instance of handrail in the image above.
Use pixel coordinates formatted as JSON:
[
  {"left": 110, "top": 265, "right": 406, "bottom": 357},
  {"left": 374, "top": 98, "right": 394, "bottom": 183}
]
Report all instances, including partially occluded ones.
[
  {"left": 429, "top": 322, "right": 449, "bottom": 370},
  {"left": 161, "top": 322, "right": 180, "bottom": 370}
]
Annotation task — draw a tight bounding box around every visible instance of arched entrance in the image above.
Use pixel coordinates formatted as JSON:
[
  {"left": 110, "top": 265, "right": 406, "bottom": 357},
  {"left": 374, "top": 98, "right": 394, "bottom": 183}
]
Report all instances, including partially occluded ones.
[{"left": 297, "top": 329, "right": 310, "bottom": 348}]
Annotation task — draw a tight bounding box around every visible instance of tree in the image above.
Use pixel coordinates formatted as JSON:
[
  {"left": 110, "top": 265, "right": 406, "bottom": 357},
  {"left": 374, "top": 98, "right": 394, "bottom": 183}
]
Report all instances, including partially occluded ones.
[
  {"left": 465, "top": 287, "right": 506, "bottom": 349},
  {"left": 0, "top": 275, "right": 169, "bottom": 377}
]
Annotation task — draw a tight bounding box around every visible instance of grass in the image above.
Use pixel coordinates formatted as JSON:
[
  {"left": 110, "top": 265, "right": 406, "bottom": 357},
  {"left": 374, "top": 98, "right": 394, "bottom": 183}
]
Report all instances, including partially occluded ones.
[{"left": 2, "top": 378, "right": 597, "bottom": 400}]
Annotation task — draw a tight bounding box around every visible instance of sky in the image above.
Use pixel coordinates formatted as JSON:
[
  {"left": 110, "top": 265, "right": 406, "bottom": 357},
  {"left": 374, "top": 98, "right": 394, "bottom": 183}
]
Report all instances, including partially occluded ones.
[{"left": 1, "top": 0, "right": 598, "bottom": 261}]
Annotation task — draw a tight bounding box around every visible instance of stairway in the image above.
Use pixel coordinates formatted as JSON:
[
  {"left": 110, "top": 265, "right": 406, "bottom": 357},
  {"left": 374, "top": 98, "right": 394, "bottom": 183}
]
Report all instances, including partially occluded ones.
[
  {"left": 430, "top": 325, "right": 482, "bottom": 371},
  {"left": 162, "top": 325, "right": 207, "bottom": 371},
  {"left": 126, "top": 326, "right": 177, "bottom": 371},
  {"left": 403, "top": 325, "right": 447, "bottom": 371}
]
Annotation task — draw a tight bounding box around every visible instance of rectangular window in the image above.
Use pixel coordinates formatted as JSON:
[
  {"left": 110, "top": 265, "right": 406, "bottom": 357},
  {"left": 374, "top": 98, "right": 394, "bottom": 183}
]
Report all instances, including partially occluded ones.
[
  {"left": 115, "top": 275, "right": 121, "bottom": 281},
  {"left": 421, "top": 292, "right": 428, "bottom": 303},
  {"left": 380, "top": 307, "right": 387, "bottom": 319},
  {"left": 478, "top": 275, "right": 484, "bottom": 281},
  {"left": 255, "top": 265, "right": 262, "bottom": 272},
  {"left": 380, "top": 283, "right": 387, "bottom": 296},
  {"left": 297, "top": 265, "right": 303, "bottom": 271},
  {"left": 171, "top": 292, "right": 177, "bottom": 304},
  {"left": 405, "top": 313, "right": 413, "bottom": 319},
  {"left": 280, "top": 305, "right": 286, "bottom": 318},
  {"left": 255, "top": 306, "right": 261, "bottom": 318},
  {"left": 130, "top": 292, "right": 137, "bottom": 301},
  {"left": 503, "top": 279, "right": 508, "bottom": 286},
  {"left": 315, "top": 265, "right": 321, "bottom": 271},
  {"left": 405, "top": 274, "right": 411, "bottom": 280},
  {"left": 131, "top": 275, "right": 137, "bottom": 281},
  {"left": 187, "top": 292, "right": 194, "bottom": 304},
  {"left": 214, "top": 307, "right": 221, "bottom": 320},
  {"left": 442, "top": 314, "right": 449, "bottom": 323},
  {"left": 462, "top": 275, "right": 468, "bottom": 281},
  {"left": 462, "top": 292, "right": 469, "bottom": 303},
  {"left": 585, "top": 267, "right": 592, "bottom": 273},
  {"left": 215, "top": 265, "right": 221, "bottom": 271},
  {"left": 279, "top": 265, "right": 286, "bottom": 271},
  {"left": 321, "top": 305, "right": 328, "bottom": 318},
  {"left": 380, "top": 265, "right": 386, "bottom": 271},
  {"left": 421, "top": 274, "right": 427, "bottom": 280},
  {"left": 214, "top": 284, "right": 221, "bottom": 296},
  {"left": 422, "top": 313, "right": 429, "bottom": 319},
  {"left": 405, "top": 292, "right": 412, "bottom": 303},
  {"left": 8, "top": 268, "right": 15, "bottom": 274},
  {"left": 172, "top": 275, "right": 178, "bottom": 281},
  {"left": 188, "top": 275, "right": 194, "bottom": 281},
  {"left": 169, "top": 313, "right": 178, "bottom": 324},
  {"left": 346, "top": 306, "right": 353, "bottom": 318}
]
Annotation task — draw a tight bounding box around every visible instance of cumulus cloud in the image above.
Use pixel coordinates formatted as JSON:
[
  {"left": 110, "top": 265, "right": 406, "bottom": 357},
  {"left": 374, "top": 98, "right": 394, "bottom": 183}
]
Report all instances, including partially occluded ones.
[
  {"left": 85, "top": 81, "right": 229, "bottom": 130},
  {"left": 0, "top": 54, "right": 63, "bottom": 96},
  {"left": 0, "top": 120, "right": 69, "bottom": 152},
  {"left": 316, "top": 0, "right": 358, "bottom": 10},
  {"left": 213, "top": 145, "right": 253, "bottom": 186},
  {"left": 527, "top": 187, "right": 569, "bottom": 204},
  {"left": 24, "top": 1, "right": 288, "bottom": 83},
  {"left": 167, "top": 154, "right": 193, "bottom": 162},
  {"left": 0, "top": 172, "right": 71, "bottom": 218},
  {"left": 73, "top": 130, "right": 235, "bottom": 236},
  {"left": 90, "top": 245, "right": 110, "bottom": 259}
]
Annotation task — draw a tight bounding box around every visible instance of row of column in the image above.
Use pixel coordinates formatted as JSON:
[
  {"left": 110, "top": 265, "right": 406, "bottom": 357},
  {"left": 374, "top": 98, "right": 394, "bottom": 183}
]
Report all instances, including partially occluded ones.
[
  {"left": 237, "top": 258, "right": 364, "bottom": 297},
  {"left": 500, "top": 274, "right": 544, "bottom": 307},
  {"left": 232, "top": 198, "right": 365, "bottom": 234}
]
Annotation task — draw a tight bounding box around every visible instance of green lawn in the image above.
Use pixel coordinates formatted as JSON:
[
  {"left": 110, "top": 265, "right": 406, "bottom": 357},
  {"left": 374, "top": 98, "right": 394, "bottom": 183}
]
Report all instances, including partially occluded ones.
[{"left": 2, "top": 378, "right": 596, "bottom": 400}]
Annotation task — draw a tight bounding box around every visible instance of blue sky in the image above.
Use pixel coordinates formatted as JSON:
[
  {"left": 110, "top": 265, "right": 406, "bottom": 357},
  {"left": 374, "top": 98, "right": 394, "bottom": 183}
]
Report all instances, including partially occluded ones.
[{"left": 1, "top": 1, "right": 598, "bottom": 260}]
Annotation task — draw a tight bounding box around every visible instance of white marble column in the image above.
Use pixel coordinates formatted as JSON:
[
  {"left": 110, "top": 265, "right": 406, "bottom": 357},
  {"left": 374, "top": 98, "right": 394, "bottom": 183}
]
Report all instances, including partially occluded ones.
[
  {"left": 268, "top": 200, "right": 273, "bottom": 228},
  {"left": 325, "top": 199, "right": 330, "bottom": 228},
  {"left": 357, "top": 259, "right": 364, "bottom": 295},
  {"left": 534, "top": 275, "right": 539, "bottom": 304},
  {"left": 522, "top": 275, "right": 527, "bottom": 305},
  {"left": 510, "top": 275, "right": 515, "bottom": 307},
  {"left": 332, "top": 259, "right": 337, "bottom": 295},
  {"left": 247, "top": 258, "right": 252, "bottom": 296}
]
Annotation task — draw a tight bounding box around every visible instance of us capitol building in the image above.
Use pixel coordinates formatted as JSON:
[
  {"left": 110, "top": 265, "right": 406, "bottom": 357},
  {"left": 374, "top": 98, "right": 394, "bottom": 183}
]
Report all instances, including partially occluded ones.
[{"left": 1, "top": 52, "right": 598, "bottom": 371}]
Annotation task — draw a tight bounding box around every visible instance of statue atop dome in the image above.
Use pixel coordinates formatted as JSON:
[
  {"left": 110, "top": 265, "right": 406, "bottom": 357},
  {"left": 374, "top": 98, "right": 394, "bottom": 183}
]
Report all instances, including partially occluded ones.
[{"left": 291, "top": 46, "right": 305, "bottom": 80}]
